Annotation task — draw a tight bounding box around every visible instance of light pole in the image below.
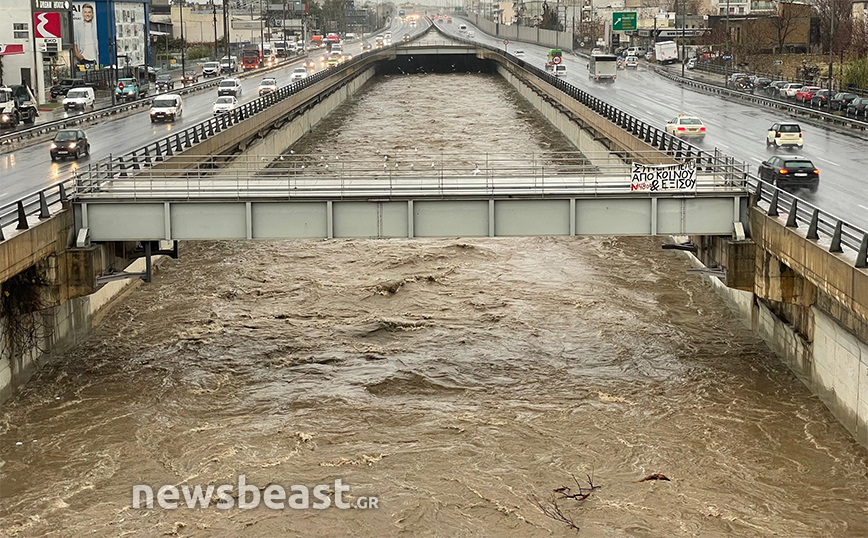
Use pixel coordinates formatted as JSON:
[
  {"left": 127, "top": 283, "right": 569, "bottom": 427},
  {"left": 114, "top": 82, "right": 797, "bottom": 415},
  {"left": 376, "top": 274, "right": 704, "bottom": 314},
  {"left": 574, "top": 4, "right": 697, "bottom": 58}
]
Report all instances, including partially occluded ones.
[
  {"left": 260, "top": 0, "right": 265, "bottom": 48},
  {"left": 179, "top": 0, "right": 186, "bottom": 75},
  {"left": 223, "top": 0, "right": 230, "bottom": 60},
  {"left": 680, "top": 0, "right": 685, "bottom": 77},
  {"left": 212, "top": 0, "right": 219, "bottom": 59},
  {"left": 828, "top": 7, "right": 835, "bottom": 94}
]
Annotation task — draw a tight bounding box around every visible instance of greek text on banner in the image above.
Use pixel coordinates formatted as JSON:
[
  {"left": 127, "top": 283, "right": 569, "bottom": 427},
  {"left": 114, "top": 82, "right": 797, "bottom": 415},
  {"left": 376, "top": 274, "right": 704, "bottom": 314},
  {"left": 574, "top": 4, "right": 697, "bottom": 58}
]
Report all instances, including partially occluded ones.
[{"left": 630, "top": 162, "right": 697, "bottom": 192}]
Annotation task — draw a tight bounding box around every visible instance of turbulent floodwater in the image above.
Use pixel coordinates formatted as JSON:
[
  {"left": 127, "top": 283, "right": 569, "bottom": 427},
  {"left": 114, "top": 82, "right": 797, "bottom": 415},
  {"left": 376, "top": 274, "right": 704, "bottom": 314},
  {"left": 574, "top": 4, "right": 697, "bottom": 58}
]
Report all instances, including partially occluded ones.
[{"left": 1, "top": 74, "right": 867, "bottom": 538}]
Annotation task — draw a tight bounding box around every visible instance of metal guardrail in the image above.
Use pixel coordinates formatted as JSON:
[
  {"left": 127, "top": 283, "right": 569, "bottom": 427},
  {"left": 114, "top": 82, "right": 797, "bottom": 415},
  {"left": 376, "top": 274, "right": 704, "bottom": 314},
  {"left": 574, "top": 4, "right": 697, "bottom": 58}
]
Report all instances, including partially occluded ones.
[
  {"left": 0, "top": 56, "right": 304, "bottom": 147},
  {"left": 3, "top": 28, "right": 866, "bottom": 268},
  {"left": 0, "top": 43, "right": 396, "bottom": 239},
  {"left": 654, "top": 67, "right": 868, "bottom": 131},
  {"left": 71, "top": 151, "right": 747, "bottom": 200},
  {"left": 694, "top": 63, "right": 868, "bottom": 99}
]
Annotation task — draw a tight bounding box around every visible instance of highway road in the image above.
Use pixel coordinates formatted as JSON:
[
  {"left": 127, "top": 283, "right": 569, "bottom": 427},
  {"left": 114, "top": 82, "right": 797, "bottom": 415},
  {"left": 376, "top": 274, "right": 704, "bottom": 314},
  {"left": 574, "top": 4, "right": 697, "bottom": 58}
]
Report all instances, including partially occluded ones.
[
  {"left": 0, "top": 21, "right": 421, "bottom": 209},
  {"left": 435, "top": 19, "right": 868, "bottom": 230}
]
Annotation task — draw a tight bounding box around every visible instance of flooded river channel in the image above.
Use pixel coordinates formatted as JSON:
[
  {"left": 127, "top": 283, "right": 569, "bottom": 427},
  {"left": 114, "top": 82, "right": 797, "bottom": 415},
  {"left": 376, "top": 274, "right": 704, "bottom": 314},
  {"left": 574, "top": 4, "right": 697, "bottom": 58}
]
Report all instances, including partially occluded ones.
[{"left": 1, "top": 73, "right": 866, "bottom": 537}]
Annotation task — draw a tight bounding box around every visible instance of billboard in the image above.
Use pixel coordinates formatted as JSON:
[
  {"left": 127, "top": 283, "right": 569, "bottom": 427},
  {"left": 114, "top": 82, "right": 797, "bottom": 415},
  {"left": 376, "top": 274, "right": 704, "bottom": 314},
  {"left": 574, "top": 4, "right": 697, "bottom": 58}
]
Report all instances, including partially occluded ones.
[
  {"left": 115, "top": 2, "right": 146, "bottom": 66},
  {"left": 34, "top": 12, "right": 62, "bottom": 39},
  {"left": 72, "top": 2, "right": 99, "bottom": 66}
]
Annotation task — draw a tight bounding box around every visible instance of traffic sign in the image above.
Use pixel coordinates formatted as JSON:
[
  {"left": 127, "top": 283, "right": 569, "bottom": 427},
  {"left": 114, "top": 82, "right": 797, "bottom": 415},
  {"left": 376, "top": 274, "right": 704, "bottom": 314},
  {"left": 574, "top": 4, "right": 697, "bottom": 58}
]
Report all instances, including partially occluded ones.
[
  {"left": 722, "top": 53, "right": 732, "bottom": 61},
  {"left": 503, "top": 39, "right": 509, "bottom": 45},
  {"left": 612, "top": 12, "right": 636, "bottom": 31},
  {"left": 773, "top": 59, "right": 782, "bottom": 66},
  {"left": 118, "top": 82, "right": 124, "bottom": 90},
  {"left": 551, "top": 55, "right": 561, "bottom": 65}
]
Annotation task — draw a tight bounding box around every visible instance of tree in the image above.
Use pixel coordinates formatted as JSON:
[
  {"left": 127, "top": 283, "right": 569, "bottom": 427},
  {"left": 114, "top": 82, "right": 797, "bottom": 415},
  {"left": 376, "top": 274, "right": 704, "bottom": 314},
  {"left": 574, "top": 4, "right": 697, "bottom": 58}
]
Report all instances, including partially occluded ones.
[
  {"left": 538, "top": 0, "right": 563, "bottom": 31},
  {"left": 767, "top": 0, "right": 810, "bottom": 53}
]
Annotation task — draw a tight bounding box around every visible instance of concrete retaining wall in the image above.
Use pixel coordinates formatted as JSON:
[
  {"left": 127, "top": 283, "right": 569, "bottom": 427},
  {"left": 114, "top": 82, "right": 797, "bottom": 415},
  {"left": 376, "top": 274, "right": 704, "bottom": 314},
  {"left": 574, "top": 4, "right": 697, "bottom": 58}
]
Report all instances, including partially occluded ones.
[
  {"left": 684, "top": 250, "right": 868, "bottom": 447},
  {"left": 0, "top": 255, "right": 160, "bottom": 403}
]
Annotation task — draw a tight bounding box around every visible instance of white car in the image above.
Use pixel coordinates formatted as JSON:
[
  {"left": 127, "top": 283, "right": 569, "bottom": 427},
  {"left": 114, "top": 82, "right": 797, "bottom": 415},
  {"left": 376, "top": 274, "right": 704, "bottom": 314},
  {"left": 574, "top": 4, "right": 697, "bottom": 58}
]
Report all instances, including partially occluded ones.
[
  {"left": 149, "top": 94, "right": 183, "bottom": 123},
  {"left": 514, "top": 49, "right": 525, "bottom": 57},
  {"left": 625, "top": 56, "right": 639, "bottom": 68},
  {"left": 780, "top": 83, "right": 802, "bottom": 99},
  {"left": 258, "top": 78, "right": 278, "bottom": 96},
  {"left": 290, "top": 67, "right": 308, "bottom": 81},
  {"left": 213, "top": 96, "right": 238, "bottom": 115},
  {"left": 766, "top": 122, "right": 803, "bottom": 148},
  {"left": 665, "top": 115, "right": 706, "bottom": 140},
  {"left": 62, "top": 87, "right": 95, "bottom": 111},
  {"left": 217, "top": 78, "right": 242, "bottom": 97}
]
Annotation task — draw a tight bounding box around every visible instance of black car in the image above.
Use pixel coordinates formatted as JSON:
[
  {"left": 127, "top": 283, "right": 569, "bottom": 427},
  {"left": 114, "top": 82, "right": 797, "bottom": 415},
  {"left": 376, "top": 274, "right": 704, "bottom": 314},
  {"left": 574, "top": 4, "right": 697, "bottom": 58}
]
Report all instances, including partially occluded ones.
[
  {"left": 809, "top": 89, "right": 831, "bottom": 108},
  {"left": 845, "top": 97, "right": 868, "bottom": 119},
  {"left": 830, "top": 92, "right": 858, "bottom": 111},
  {"left": 752, "top": 77, "right": 773, "bottom": 91},
  {"left": 766, "top": 81, "right": 788, "bottom": 97},
  {"left": 155, "top": 74, "right": 175, "bottom": 92},
  {"left": 50, "top": 129, "right": 89, "bottom": 160},
  {"left": 758, "top": 155, "right": 819, "bottom": 193},
  {"left": 49, "top": 78, "right": 89, "bottom": 100}
]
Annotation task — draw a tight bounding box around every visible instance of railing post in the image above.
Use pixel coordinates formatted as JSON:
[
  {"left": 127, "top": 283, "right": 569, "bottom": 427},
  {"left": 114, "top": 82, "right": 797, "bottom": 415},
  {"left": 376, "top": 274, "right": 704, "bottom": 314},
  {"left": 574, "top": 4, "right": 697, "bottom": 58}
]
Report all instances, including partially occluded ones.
[
  {"left": 829, "top": 221, "right": 843, "bottom": 253},
  {"left": 767, "top": 189, "right": 780, "bottom": 217},
  {"left": 856, "top": 234, "right": 868, "bottom": 269},
  {"left": 806, "top": 209, "right": 820, "bottom": 240},
  {"left": 16, "top": 201, "right": 29, "bottom": 230},
  {"left": 38, "top": 192, "right": 50, "bottom": 219},
  {"left": 785, "top": 199, "right": 798, "bottom": 227}
]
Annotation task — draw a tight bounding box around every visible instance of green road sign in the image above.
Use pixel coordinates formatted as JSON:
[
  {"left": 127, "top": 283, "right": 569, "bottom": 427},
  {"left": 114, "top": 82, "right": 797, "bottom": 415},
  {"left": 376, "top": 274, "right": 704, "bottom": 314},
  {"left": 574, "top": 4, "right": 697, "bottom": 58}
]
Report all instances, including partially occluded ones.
[{"left": 613, "top": 12, "right": 637, "bottom": 31}]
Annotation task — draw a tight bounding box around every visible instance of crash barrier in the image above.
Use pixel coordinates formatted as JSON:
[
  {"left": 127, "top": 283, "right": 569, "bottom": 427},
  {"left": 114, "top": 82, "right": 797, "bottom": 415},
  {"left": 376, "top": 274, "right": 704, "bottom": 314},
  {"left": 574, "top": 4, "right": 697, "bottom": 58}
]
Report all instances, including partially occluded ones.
[
  {"left": 0, "top": 56, "right": 304, "bottom": 147},
  {"left": 4, "top": 26, "right": 865, "bottom": 268},
  {"left": 655, "top": 68, "right": 868, "bottom": 131},
  {"left": 694, "top": 63, "right": 868, "bottom": 99},
  {"left": 0, "top": 41, "right": 402, "bottom": 240}
]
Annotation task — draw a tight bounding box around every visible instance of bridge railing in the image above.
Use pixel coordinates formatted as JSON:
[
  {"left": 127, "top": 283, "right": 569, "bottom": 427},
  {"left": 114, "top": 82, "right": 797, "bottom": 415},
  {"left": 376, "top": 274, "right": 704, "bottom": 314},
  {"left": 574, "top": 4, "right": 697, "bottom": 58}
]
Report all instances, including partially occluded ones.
[{"left": 71, "top": 151, "right": 746, "bottom": 199}]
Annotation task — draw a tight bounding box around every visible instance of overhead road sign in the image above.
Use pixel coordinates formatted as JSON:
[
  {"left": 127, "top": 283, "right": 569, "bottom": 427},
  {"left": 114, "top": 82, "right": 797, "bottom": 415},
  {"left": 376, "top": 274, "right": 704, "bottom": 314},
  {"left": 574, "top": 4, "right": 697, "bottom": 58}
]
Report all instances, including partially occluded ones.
[{"left": 612, "top": 12, "right": 636, "bottom": 31}]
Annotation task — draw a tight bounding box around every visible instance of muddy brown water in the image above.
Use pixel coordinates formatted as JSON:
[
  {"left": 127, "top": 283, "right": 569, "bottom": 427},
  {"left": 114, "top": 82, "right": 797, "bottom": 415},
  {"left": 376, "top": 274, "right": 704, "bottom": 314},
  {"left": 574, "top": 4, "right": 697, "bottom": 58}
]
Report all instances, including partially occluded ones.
[{"left": 1, "top": 73, "right": 866, "bottom": 537}]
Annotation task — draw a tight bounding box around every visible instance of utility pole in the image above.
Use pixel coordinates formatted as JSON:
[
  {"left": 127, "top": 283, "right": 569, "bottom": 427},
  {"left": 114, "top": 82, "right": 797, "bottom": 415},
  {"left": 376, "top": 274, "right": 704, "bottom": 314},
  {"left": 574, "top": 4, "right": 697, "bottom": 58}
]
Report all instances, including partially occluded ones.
[
  {"left": 223, "top": 0, "right": 230, "bottom": 59},
  {"left": 212, "top": 0, "right": 219, "bottom": 59},
  {"left": 828, "top": 7, "right": 835, "bottom": 93},
  {"left": 180, "top": 0, "right": 186, "bottom": 75},
  {"left": 680, "top": 0, "right": 685, "bottom": 77},
  {"left": 725, "top": 0, "right": 730, "bottom": 84},
  {"left": 260, "top": 0, "right": 264, "bottom": 48}
]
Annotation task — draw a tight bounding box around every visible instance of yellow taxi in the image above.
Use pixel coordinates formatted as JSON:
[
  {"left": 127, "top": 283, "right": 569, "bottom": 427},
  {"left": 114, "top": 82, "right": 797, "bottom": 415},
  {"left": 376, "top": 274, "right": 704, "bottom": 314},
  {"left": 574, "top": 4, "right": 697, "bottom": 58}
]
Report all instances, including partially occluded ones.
[{"left": 665, "top": 114, "right": 706, "bottom": 140}]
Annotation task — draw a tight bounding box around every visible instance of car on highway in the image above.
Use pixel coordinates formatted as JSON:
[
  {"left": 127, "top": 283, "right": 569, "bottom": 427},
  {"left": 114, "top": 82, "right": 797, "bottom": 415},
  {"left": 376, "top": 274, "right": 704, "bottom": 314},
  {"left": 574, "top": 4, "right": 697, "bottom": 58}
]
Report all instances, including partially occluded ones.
[
  {"left": 592, "top": 47, "right": 603, "bottom": 55},
  {"left": 830, "top": 92, "right": 858, "bottom": 111},
  {"left": 217, "top": 77, "right": 242, "bottom": 97},
  {"left": 752, "top": 77, "right": 773, "bottom": 91},
  {"left": 50, "top": 129, "right": 89, "bottom": 160},
  {"left": 62, "top": 87, "right": 95, "bottom": 111},
  {"left": 115, "top": 77, "right": 147, "bottom": 101},
  {"left": 155, "top": 74, "right": 175, "bottom": 92},
  {"left": 809, "top": 89, "right": 831, "bottom": 108},
  {"left": 845, "top": 97, "right": 868, "bottom": 119},
  {"left": 514, "top": 49, "right": 524, "bottom": 57},
  {"left": 766, "top": 80, "right": 788, "bottom": 96},
  {"left": 625, "top": 56, "right": 639, "bottom": 68},
  {"left": 258, "top": 77, "right": 279, "bottom": 95},
  {"left": 50, "top": 78, "right": 90, "bottom": 100},
  {"left": 290, "top": 67, "right": 308, "bottom": 81},
  {"left": 644, "top": 51, "right": 653, "bottom": 61},
  {"left": 362, "top": 42, "right": 372, "bottom": 50},
  {"left": 758, "top": 155, "right": 819, "bottom": 193},
  {"left": 780, "top": 83, "right": 803, "bottom": 99},
  {"left": 213, "top": 95, "right": 238, "bottom": 115},
  {"left": 326, "top": 57, "right": 340, "bottom": 69},
  {"left": 685, "top": 57, "right": 696, "bottom": 69},
  {"left": 766, "top": 122, "right": 803, "bottom": 148},
  {"left": 794, "top": 86, "right": 821, "bottom": 104},
  {"left": 182, "top": 71, "right": 200, "bottom": 86},
  {"left": 303, "top": 59, "right": 316, "bottom": 70},
  {"left": 665, "top": 115, "right": 706, "bottom": 140},
  {"left": 149, "top": 94, "right": 183, "bottom": 123},
  {"left": 202, "top": 61, "right": 221, "bottom": 77}
]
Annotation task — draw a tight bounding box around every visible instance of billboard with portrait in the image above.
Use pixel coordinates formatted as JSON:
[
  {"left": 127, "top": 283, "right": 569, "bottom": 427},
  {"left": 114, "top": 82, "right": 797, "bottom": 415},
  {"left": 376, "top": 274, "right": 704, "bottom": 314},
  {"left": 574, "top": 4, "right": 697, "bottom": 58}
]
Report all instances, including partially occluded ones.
[
  {"left": 115, "top": 2, "right": 146, "bottom": 67},
  {"left": 72, "top": 1, "right": 100, "bottom": 66}
]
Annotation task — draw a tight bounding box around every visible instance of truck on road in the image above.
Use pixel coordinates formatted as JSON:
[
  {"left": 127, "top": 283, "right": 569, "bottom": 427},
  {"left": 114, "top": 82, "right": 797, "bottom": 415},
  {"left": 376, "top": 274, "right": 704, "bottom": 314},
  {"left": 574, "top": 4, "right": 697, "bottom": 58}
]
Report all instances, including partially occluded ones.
[
  {"left": 544, "top": 49, "right": 563, "bottom": 71},
  {"left": 0, "top": 85, "right": 39, "bottom": 128},
  {"left": 654, "top": 41, "right": 678, "bottom": 64},
  {"left": 588, "top": 53, "right": 618, "bottom": 82}
]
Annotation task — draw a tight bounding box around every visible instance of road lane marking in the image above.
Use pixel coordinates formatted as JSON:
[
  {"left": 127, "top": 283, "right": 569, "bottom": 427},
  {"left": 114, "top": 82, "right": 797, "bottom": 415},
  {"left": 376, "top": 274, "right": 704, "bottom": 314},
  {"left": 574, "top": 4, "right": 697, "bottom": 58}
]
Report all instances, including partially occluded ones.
[
  {"left": 813, "top": 157, "right": 840, "bottom": 167},
  {"left": 859, "top": 205, "right": 868, "bottom": 213}
]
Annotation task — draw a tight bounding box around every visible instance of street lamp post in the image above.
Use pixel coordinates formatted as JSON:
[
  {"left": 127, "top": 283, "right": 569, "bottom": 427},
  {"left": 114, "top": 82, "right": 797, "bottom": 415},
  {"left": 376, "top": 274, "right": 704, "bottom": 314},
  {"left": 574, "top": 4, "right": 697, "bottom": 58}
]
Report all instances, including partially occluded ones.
[
  {"left": 828, "top": 8, "right": 835, "bottom": 94},
  {"left": 212, "top": 0, "right": 219, "bottom": 59},
  {"left": 179, "top": 1, "right": 186, "bottom": 76},
  {"left": 260, "top": 0, "right": 265, "bottom": 48},
  {"left": 680, "top": 0, "right": 685, "bottom": 77}
]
